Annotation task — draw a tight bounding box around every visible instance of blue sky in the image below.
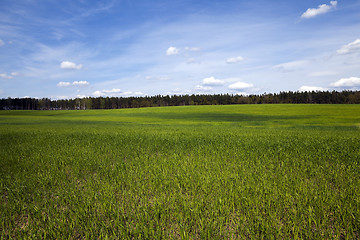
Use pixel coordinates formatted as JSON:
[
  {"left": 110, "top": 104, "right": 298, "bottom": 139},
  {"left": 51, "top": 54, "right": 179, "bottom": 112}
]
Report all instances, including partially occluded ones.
[{"left": 1, "top": 0, "right": 360, "bottom": 99}]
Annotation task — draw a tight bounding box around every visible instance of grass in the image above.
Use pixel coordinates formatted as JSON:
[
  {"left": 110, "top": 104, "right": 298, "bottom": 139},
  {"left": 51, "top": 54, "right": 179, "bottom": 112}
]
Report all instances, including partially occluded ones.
[{"left": 1, "top": 104, "right": 360, "bottom": 239}]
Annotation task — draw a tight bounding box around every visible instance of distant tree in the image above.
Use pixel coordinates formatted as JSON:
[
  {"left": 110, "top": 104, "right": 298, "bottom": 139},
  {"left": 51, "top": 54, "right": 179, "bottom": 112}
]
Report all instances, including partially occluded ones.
[{"left": 2, "top": 91, "right": 360, "bottom": 110}]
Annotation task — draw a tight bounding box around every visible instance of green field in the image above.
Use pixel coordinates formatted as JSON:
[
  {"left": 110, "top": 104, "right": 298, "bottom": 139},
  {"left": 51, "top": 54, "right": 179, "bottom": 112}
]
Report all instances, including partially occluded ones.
[{"left": 1, "top": 105, "right": 360, "bottom": 239}]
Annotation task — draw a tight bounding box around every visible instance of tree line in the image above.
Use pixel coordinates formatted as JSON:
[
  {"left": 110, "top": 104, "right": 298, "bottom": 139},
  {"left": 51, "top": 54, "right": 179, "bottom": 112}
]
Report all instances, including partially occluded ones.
[{"left": 1, "top": 90, "right": 360, "bottom": 110}]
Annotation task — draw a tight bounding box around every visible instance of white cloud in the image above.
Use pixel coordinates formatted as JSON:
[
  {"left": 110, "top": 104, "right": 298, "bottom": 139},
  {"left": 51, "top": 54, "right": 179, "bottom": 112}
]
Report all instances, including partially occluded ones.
[
  {"left": 202, "top": 76, "right": 225, "bottom": 86},
  {"left": 228, "top": 81, "right": 254, "bottom": 90},
  {"left": 298, "top": 86, "right": 328, "bottom": 92},
  {"left": 122, "top": 91, "right": 133, "bottom": 96},
  {"left": 55, "top": 96, "right": 70, "bottom": 100},
  {"left": 57, "top": 81, "right": 72, "bottom": 87},
  {"left": 301, "top": 1, "right": 337, "bottom": 19},
  {"left": 169, "top": 88, "right": 192, "bottom": 95},
  {"left": 274, "top": 60, "right": 309, "bottom": 72},
  {"left": 195, "top": 85, "right": 212, "bottom": 91},
  {"left": 166, "top": 46, "right": 180, "bottom": 56},
  {"left": 93, "top": 90, "right": 103, "bottom": 97},
  {"left": 330, "top": 77, "right": 360, "bottom": 87},
  {"left": 0, "top": 73, "right": 14, "bottom": 79},
  {"left": 226, "top": 56, "right": 244, "bottom": 64},
  {"left": 93, "top": 88, "right": 144, "bottom": 97},
  {"left": 337, "top": 39, "right": 360, "bottom": 55},
  {"left": 57, "top": 81, "right": 89, "bottom": 87},
  {"left": 122, "top": 91, "right": 144, "bottom": 96},
  {"left": 0, "top": 39, "right": 4, "bottom": 47},
  {"left": 72, "top": 81, "right": 89, "bottom": 86},
  {"left": 184, "top": 46, "right": 200, "bottom": 51},
  {"left": 166, "top": 46, "right": 198, "bottom": 56},
  {"left": 60, "top": 61, "right": 83, "bottom": 70},
  {"left": 102, "top": 88, "right": 122, "bottom": 93}
]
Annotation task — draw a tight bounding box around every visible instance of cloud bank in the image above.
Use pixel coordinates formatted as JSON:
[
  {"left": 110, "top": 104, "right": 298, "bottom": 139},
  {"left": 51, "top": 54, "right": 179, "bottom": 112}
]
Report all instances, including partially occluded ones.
[
  {"left": 298, "top": 86, "right": 328, "bottom": 92},
  {"left": 330, "top": 77, "right": 360, "bottom": 88}
]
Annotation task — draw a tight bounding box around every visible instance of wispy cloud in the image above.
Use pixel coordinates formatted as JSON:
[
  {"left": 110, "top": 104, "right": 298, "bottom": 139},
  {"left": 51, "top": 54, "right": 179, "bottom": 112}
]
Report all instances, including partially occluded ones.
[
  {"left": 186, "top": 58, "right": 199, "bottom": 64},
  {"left": 78, "top": 1, "right": 115, "bottom": 18},
  {"left": 57, "top": 81, "right": 89, "bottom": 87},
  {"left": 93, "top": 88, "right": 144, "bottom": 97},
  {"left": 274, "top": 60, "right": 309, "bottom": 72},
  {"left": 226, "top": 56, "right": 244, "bottom": 64},
  {"left": 0, "top": 74, "right": 12, "bottom": 79},
  {"left": 0, "top": 39, "right": 4, "bottom": 47},
  {"left": 145, "top": 76, "right": 172, "bottom": 81},
  {"left": 0, "top": 72, "right": 18, "bottom": 79},
  {"left": 337, "top": 39, "right": 360, "bottom": 55},
  {"left": 301, "top": 1, "right": 337, "bottom": 19},
  {"left": 184, "top": 46, "right": 200, "bottom": 51},
  {"left": 195, "top": 85, "right": 212, "bottom": 91}
]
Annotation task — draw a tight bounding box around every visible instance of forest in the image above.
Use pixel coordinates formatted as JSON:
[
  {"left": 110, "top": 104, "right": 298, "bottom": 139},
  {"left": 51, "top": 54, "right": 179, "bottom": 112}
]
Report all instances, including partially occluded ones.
[{"left": 1, "top": 90, "right": 360, "bottom": 110}]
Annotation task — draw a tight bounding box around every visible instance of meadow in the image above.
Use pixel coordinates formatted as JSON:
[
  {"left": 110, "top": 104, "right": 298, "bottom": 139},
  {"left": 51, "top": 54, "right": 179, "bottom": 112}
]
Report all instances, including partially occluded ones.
[{"left": 1, "top": 104, "right": 359, "bottom": 239}]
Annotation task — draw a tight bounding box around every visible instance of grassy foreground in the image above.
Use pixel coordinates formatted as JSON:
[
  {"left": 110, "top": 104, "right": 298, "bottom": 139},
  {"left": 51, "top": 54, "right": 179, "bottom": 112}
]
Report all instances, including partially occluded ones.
[{"left": 1, "top": 104, "right": 360, "bottom": 239}]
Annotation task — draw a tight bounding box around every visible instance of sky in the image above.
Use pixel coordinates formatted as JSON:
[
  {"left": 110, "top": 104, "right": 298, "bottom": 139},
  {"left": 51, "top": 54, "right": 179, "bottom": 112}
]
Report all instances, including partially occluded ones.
[{"left": 1, "top": 0, "right": 360, "bottom": 99}]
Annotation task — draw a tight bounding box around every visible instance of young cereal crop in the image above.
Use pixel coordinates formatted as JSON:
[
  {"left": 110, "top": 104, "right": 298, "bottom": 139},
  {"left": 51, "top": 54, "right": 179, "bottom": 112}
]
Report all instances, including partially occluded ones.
[{"left": 0, "top": 104, "right": 359, "bottom": 239}]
